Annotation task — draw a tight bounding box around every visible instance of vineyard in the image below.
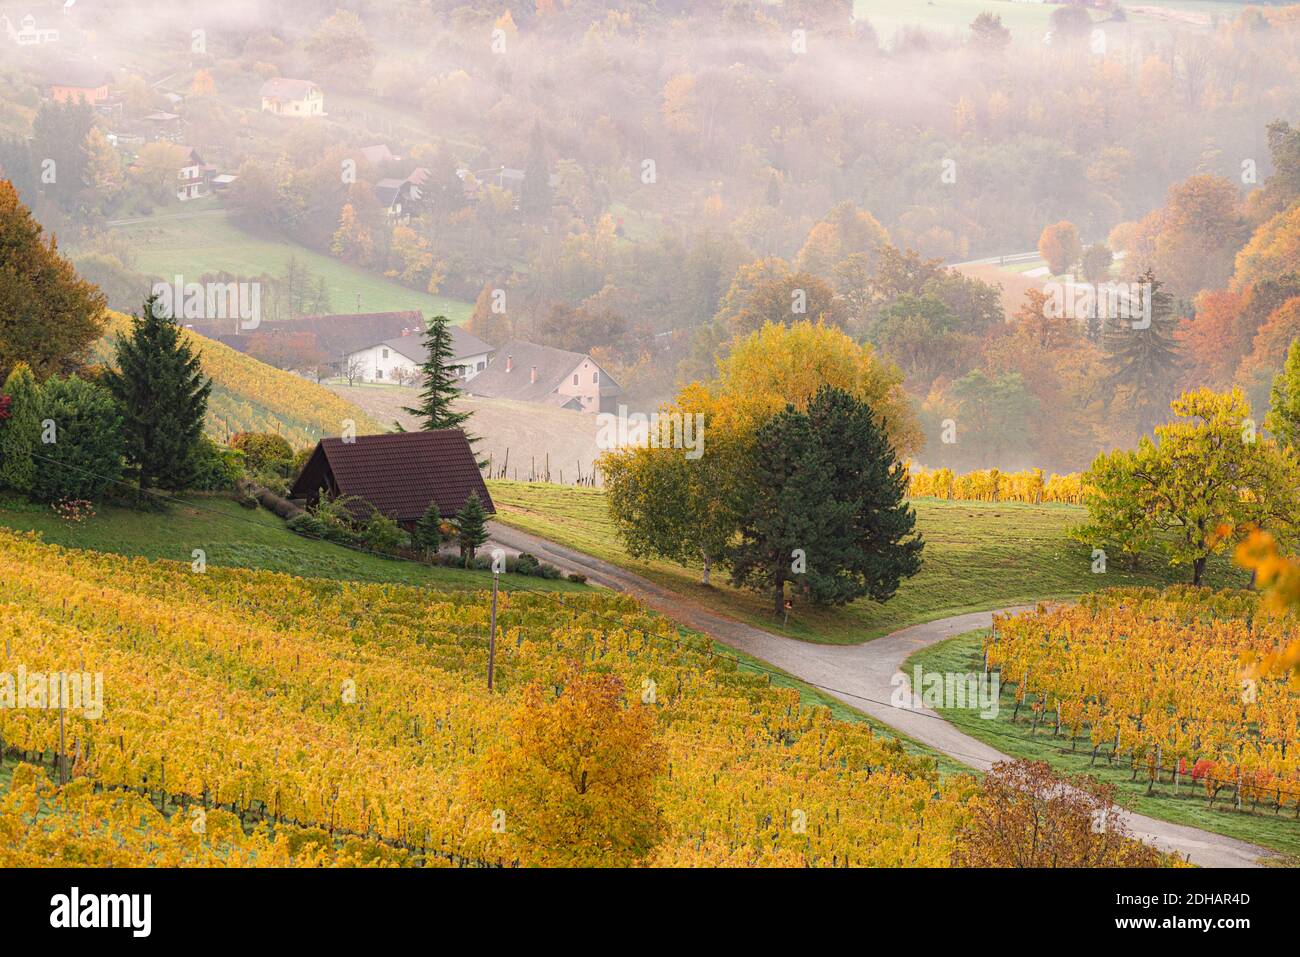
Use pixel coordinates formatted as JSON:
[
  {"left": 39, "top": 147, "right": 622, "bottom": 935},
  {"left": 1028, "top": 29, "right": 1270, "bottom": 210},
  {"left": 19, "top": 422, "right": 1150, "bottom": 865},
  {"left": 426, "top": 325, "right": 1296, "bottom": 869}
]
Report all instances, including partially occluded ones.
[
  {"left": 0, "top": 529, "right": 971, "bottom": 866},
  {"left": 908, "top": 467, "right": 1085, "bottom": 505},
  {"left": 94, "top": 313, "right": 384, "bottom": 448},
  {"left": 988, "top": 589, "right": 1300, "bottom": 815}
]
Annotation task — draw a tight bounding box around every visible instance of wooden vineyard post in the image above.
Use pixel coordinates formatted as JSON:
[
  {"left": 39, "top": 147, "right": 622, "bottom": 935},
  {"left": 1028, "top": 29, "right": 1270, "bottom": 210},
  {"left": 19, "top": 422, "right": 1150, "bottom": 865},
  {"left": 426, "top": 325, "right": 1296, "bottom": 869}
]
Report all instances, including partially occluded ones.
[{"left": 487, "top": 566, "right": 499, "bottom": 691}]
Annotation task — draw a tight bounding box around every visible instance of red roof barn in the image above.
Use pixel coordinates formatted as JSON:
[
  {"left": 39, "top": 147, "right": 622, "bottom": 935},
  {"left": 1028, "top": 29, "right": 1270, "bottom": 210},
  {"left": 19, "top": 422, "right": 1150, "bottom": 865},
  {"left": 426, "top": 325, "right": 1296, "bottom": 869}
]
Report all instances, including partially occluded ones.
[{"left": 289, "top": 431, "right": 493, "bottom": 527}]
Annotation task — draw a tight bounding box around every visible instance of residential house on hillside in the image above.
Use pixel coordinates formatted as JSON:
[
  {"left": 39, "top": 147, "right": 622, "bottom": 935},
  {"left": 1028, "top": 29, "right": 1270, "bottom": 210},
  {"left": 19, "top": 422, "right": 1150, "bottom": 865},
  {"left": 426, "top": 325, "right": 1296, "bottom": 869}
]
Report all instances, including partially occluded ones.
[
  {"left": 462, "top": 339, "right": 623, "bottom": 413},
  {"left": 360, "top": 144, "right": 399, "bottom": 167},
  {"left": 2, "top": 13, "right": 58, "bottom": 45},
  {"left": 47, "top": 64, "right": 110, "bottom": 105},
  {"left": 259, "top": 78, "right": 324, "bottom": 117},
  {"left": 186, "top": 311, "right": 422, "bottom": 372},
  {"left": 344, "top": 326, "right": 493, "bottom": 384},
  {"left": 289, "top": 431, "right": 494, "bottom": 530},
  {"left": 175, "top": 146, "right": 212, "bottom": 201},
  {"left": 374, "top": 167, "right": 429, "bottom": 220}
]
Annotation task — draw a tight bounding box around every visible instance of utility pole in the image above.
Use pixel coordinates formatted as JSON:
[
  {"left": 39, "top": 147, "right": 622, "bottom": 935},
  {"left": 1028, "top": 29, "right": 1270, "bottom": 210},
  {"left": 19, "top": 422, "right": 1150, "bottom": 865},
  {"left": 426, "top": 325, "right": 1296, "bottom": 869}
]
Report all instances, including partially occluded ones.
[{"left": 487, "top": 566, "right": 499, "bottom": 691}]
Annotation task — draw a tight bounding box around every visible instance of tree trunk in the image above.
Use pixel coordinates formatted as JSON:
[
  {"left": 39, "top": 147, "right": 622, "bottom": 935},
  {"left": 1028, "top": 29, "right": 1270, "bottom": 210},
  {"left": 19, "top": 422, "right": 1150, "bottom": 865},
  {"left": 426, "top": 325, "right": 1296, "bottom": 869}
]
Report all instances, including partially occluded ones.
[
  {"left": 774, "top": 575, "right": 785, "bottom": 618},
  {"left": 1192, "top": 555, "right": 1206, "bottom": 587},
  {"left": 700, "top": 551, "right": 711, "bottom": 586}
]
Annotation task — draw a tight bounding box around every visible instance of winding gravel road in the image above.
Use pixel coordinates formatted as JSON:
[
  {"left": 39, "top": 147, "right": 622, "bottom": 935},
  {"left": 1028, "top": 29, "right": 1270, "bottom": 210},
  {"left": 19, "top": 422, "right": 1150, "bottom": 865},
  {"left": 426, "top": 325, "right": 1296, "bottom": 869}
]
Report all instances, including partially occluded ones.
[{"left": 488, "top": 520, "right": 1278, "bottom": 867}]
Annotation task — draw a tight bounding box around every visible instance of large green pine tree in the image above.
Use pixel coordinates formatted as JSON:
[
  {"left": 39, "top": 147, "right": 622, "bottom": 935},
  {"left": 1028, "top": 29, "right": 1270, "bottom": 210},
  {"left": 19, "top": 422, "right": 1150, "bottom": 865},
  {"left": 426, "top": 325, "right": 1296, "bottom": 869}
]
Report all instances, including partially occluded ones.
[
  {"left": 730, "top": 386, "right": 923, "bottom": 616},
  {"left": 402, "top": 315, "right": 475, "bottom": 436},
  {"left": 103, "top": 294, "right": 212, "bottom": 491}
]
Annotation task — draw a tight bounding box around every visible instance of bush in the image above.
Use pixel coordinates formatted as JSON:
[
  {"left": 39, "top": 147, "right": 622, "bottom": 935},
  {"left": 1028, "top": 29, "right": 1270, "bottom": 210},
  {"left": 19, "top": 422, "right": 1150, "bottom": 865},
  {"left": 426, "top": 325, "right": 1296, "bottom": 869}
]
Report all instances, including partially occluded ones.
[
  {"left": 286, "top": 512, "right": 328, "bottom": 539},
  {"left": 361, "top": 512, "right": 409, "bottom": 553},
  {"left": 514, "top": 552, "right": 541, "bottom": 576},
  {"left": 28, "top": 376, "right": 125, "bottom": 504},
  {"left": 189, "top": 436, "right": 243, "bottom": 491},
  {"left": 231, "top": 432, "right": 295, "bottom": 476},
  {"left": 566, "top": 573, "right": 588, "bottom": 584}
]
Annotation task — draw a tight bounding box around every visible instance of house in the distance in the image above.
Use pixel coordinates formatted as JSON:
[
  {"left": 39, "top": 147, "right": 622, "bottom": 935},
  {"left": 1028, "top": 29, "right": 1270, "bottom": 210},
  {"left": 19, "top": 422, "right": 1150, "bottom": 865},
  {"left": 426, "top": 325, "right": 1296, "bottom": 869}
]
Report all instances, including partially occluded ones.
[
  {"left": 47, "top": 64, "right": 110, "bottom": 105},
  {"left": 343, "top": 326, "right": 493, "bottom": 384},
  {"left": 289, "top": 431, "right": 494, "bottom": 530},
  {"left": 259, "top": 78, "right": 324, "bottom": 118},
  {"left": 175, "top": 146, "right": 212, "bottom": 201},
  {"left": 462, "top": 339, "right": 623, "bottom": 413},
  {"left": 2, "top": 13, "right": 58, "bottom": 45},
  {"left": 186, "top": 311, "right": 423, "bottom": 374}
]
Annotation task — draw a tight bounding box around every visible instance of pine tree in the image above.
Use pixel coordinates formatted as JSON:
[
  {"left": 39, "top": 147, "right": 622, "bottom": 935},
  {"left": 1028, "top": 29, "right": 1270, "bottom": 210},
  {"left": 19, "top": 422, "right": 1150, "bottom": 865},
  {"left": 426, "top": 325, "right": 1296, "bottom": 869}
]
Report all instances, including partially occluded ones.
[
  {"left": 401, "top": 314, "right": 477, "bottom": 437},
  {"left": 0, "top": 363, "right": 40, "bottom": 493},
  {"left": 1103, "top": 269, "right": 1182, "bottom": 435},
  {"left": 454, "top": 492, "right": 488, "bottom": 568},
  {"left": 729, "top": 386, "right": 923, "bottom": 616},
  {"left": 1267, "top": 338, "right": 1300, "bottom": 451},
  {"left": 103, "top": 295, "right": 212, "bottom": 491},
  {"left": 413, "top": 499, "right": 443, "bottom": 556}
]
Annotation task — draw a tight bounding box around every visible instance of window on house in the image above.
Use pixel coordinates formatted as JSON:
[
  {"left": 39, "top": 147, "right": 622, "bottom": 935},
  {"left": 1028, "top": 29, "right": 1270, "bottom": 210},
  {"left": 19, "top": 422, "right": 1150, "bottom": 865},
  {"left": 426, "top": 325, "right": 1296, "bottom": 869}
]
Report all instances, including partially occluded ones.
[
  {"left": 477, "top": 361, "right": 485, "bottom": 371},
  {"left": 573, "top": 374, "right": 579, "bottom": 385},
  {"left": 382, "top": 348, "right": 389, "bottom": 359},
  {"left": 375, "top": 369, "right": 383, "bottom": 380},
  {"left": 593, "top": 371, "right": 599, "bottom": 384}
]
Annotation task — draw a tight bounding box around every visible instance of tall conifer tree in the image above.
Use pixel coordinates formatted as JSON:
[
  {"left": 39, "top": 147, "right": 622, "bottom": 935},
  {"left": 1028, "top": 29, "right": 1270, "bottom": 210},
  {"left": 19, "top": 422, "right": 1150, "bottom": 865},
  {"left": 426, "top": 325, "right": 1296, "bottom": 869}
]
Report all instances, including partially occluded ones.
[{"left": 103, "top": 295, "right": 212, "bottom": 491}]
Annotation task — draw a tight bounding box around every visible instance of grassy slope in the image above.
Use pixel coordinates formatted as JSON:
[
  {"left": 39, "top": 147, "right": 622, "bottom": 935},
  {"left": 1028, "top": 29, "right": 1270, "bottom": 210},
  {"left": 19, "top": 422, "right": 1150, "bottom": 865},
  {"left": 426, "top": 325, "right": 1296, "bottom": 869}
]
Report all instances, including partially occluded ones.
[
  {"left": 486, "top": 481, "right": 1247, "bottom": 644},
  {"left": 0, "top": 493, "right": 583, "bottom": 592},
  {"left": 95, "top": 311, "right": 386, "bottom": 447},
  {"left": 904, "top": 630, "right": 1300, "bottom": 859},
  {"left": 104, "top": 210, "right": 471, "bottom": 322}
]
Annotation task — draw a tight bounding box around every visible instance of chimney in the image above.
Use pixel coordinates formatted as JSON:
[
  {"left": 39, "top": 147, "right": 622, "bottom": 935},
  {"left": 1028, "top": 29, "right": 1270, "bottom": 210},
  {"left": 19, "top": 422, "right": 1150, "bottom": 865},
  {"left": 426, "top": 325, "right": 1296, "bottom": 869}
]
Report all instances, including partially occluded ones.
[
  {"left": 530, "top": 365, "right": 537, "bottom": 384},
  {"left": 506, "top": 354, "right": 513, "bottom": 373}
]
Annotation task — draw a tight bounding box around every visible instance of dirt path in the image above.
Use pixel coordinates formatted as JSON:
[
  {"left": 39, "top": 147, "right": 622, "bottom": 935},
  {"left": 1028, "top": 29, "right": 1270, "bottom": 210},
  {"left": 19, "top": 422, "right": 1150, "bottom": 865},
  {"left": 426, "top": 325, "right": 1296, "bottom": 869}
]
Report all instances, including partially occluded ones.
[{"left": 487, "top": 520, "right": 1277, "bottom": 867}]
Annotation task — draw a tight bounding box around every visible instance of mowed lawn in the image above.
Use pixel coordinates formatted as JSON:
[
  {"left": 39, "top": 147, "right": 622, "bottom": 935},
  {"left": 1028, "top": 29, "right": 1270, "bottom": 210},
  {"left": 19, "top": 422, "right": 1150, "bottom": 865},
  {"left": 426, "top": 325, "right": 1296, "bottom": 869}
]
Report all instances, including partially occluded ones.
[
  {"left": 486, "top": 481, "right": 1247, "bottom": 644},
  {"left": 105, "top": 210, "right": 471, "bottom": 322},
  {"left": 0, "top": 493, "right": 583, "bottom": 593},
  {"left": 905, "top": 631, "right": 1300, "bottom": 859}
]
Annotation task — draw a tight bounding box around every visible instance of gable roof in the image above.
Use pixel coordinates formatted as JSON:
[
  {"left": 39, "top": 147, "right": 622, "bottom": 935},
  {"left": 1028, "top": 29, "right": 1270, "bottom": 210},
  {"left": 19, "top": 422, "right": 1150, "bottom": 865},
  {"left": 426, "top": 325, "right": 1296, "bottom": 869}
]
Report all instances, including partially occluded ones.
[
  {"left": 360, "top": 144, "right": 398, "bottom": 167},
  {"left": 289, "top": 431, "right": 493, "bottom": 524},
  {"left": 464, "top": 339, "right": 621, "bottom": 402},
  {"left": 186, "top": 311, "right": 423, "bottom": 362},
  {"left": 367, "top": 326, "right": 494, "bottom": 365},
  {"left": 259, "top": 78, "right": 320, "bottom": 101}
]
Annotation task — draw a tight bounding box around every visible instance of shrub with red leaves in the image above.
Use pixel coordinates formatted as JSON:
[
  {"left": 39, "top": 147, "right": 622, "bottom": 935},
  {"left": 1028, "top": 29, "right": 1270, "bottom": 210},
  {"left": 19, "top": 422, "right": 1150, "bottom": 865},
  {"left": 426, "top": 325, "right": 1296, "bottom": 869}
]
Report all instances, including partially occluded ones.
[{"left": 0, "top": 393, "right": 11, "bottom": 422}]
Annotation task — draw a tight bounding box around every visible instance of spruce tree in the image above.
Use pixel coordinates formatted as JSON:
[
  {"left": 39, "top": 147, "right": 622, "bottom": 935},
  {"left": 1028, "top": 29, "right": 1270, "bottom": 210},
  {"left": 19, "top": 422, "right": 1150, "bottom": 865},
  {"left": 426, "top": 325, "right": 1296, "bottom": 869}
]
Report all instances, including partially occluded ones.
[
  {"left": 1103, "top": 269, "right": 1182, "bottom": 435},
  {"left": 454, "top": 492, "right": 488, "bottom": 568},
  {"left": 103, "top": 294, "right": 212, "bottom": 491},
  {"left": 413, "top": 499, "right": 443, "bottom": 556},
  {"left": 402, "top": 315, "right": 475, "bottom": 436},
  {"left": 0, "top": 363, "right": 39, "bottom": 493}
]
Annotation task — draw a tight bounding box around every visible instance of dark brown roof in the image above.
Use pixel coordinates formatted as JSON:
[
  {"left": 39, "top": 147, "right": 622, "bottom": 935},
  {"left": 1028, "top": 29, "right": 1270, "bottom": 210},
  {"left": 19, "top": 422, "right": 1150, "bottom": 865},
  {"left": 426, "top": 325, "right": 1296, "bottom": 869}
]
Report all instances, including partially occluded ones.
[{"left": 289, "top": 431, "right": 493, "bottom": 524}]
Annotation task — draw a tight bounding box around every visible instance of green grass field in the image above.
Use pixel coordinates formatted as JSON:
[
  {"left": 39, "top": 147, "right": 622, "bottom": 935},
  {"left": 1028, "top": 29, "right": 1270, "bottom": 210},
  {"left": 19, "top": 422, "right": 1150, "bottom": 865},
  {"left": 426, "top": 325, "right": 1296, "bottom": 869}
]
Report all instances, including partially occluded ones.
[
  {"left": 486, "top": 481, "right": 1247, "bottom": 644},
  {"left": 0, "top": 493, "right": 583, "bottom": 592},
  {"left": 854, "top": 0, "right": 1242, "bottom": 42},
  {"left": 905, "top": 630, "right": 1300, "bottom": 859},
  {"left": 103, "top": 210, "right": 471, "bottom": 322}
]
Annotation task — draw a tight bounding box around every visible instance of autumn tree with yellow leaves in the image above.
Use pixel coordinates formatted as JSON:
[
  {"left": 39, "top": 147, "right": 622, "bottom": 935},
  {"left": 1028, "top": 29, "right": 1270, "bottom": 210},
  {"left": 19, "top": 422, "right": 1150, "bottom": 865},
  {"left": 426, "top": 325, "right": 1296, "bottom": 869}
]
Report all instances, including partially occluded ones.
[{"left": 466, "top": 670, "right": 666, "bottom": 866}]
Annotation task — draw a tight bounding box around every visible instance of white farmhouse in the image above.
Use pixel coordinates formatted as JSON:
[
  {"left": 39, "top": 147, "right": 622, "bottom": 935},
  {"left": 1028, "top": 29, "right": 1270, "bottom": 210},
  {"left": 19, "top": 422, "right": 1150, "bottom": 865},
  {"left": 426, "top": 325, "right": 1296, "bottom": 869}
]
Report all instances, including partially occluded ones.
[
  {"left": 344, "top": 326, "right": 494, "bottom": 385},
  {"left": 2, "top": 14, "right": 59, "bottom": 45}
]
